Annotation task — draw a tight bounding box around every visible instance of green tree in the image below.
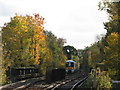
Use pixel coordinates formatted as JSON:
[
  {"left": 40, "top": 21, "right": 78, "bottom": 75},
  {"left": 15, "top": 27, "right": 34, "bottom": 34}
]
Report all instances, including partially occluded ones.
[
  {"left": 63, "top": 45, "right": 78, "bottom": 60},
  {"left": 87, "top": 43, "right": 101, "bottom": 68},
  {"left": 99, "top": 1, "right": 120, "bottom": 35},
  {"left": 44, "top": 31, "right": 66, "bottom": 68}
]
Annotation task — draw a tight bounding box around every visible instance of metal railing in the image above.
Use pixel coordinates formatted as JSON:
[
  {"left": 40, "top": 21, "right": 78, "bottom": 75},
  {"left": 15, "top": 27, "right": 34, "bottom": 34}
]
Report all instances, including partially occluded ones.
[{"left": 6, "top": 66, "right": 40, "bottom": 83}]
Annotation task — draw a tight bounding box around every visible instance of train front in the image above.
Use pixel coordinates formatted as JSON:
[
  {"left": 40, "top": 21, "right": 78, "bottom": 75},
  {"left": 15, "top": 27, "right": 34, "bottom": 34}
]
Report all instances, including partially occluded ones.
[{"left": 65, "top": 60, "right": 75, "bottom": 73}]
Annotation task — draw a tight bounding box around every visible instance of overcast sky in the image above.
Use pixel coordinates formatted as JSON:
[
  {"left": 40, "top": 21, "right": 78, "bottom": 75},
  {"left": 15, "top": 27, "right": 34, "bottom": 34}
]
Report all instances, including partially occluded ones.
[{"left": 0, "top": 0, "right": 108, "bottom": 49}]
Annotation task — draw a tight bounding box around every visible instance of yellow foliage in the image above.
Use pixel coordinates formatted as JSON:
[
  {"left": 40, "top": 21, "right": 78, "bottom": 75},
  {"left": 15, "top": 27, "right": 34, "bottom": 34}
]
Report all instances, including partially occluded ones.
[
  {"left": 104, "top": 32, "right": 120, "bottom": 77},
  {"left": 104, "top": 32, "right": 119, "bottom": 56},
  {"left": 106, "top": 32, "right": 119, "bottom": 47},
  {"left": 2, "top": 14, "right": 46, "bottom": 67}
]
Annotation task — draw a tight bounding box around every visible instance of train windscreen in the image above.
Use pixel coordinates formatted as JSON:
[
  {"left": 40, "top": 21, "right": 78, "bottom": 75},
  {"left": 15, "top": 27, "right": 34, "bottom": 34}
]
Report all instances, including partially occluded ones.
[
  {"left": 66, "top": 62, "right": 69, "bottom": 67},
  {"left": 71, "top": 62, "right": 74, "bottom": 67}
]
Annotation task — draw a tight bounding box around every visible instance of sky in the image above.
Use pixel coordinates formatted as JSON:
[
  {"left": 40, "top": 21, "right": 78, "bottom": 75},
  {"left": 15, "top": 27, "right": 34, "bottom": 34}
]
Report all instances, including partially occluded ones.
[{"left": 0, "top": 0, "right": 108, "bottom": 49}]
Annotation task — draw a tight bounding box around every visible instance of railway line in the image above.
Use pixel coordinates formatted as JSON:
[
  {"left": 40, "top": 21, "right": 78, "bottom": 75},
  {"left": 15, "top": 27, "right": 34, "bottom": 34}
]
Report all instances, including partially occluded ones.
[
  {"left": 0, "top": 77, "right": 43, "bottom": 90},
  {"left": 49, "top": 73, "right": 88, "bottom": 90},
  {"left": 0, "top": 70, "right": 88, "bottom": 90},
  {"left": 47, "top": 76, "right": 88, "bottom": 90},
  {"left": 1, "top": 59, "right": 89, "bottom": 90},
  {"left": 26, "top": 71, "right": 88, "bottom": 90}
]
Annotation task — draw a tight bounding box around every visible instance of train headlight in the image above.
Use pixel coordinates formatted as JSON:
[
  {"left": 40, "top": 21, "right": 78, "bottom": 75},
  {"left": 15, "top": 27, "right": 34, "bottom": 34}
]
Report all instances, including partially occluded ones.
[{"left": 71, "top": 67, "right": 74, "bottom": 69}]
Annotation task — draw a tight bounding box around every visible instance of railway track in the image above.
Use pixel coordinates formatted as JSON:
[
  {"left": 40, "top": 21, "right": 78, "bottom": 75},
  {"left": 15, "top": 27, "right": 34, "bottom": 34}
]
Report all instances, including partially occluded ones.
[
  {"left": 26, "top": 71, "right": 88, "bottom": 90},
  {"left": 0, "top": 77, "right": 44, "bottom": 90},
  {"left": 70, "top": 76, "right": 88, "bottom": 90},
  {"left": 49, "top": 75, "right": 88, "bottom": 90},
  {"left": 1, "top": 71, "right": 88, "bottom": 90}
]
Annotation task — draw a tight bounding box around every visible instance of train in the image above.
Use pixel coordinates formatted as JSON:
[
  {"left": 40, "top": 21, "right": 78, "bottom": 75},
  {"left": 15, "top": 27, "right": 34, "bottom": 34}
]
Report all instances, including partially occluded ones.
[{"left": 65, "top": 60, "right": 78, "bottom": 73}]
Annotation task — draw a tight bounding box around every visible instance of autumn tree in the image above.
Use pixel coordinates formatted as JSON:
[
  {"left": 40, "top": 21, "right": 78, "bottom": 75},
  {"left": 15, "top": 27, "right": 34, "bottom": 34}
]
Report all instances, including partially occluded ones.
[
  {"left": 98, "top": 1, "right": 120, "bottom": 47},
  {"left": 2, "top": 13, "right": 68, "bottom": 84},
  {"left": 98, "top": 1, "right": 120, "bottom": 79},
  {"left": 2, "top": 14, "right": 45, "bottom": 67},
  {"left": 26, "top": 14, "right": 45, "bottom": 65},
  {"left": 104, "top": 32, "right": 120, "bottom": 79},
  {"left": 99, "top": 1, "right": 120, "bottom": 34}
]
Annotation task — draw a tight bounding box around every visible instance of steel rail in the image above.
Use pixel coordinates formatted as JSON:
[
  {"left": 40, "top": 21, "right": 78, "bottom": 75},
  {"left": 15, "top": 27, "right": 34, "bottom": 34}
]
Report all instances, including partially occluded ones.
[
  {"left": 49, "top": 76, "right": 88, "bottom": 90},
  {"left": 70, "top": 76, "right": 88, "bottom": 90}
]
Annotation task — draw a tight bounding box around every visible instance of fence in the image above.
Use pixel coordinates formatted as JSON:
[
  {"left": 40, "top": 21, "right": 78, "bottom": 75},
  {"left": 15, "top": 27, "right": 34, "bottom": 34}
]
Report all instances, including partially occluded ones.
[
  {"left": 112, "top": 81, "right": 120, "bottom": 88},
  {"left": 6, "top": 66, "right": 40, "bottom": 83}
]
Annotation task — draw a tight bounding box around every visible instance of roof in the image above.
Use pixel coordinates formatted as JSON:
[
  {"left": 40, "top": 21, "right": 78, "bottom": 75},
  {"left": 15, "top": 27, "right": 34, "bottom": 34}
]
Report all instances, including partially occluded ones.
[{"left": 66, "top": 60, "right": 76, "bottom": 63}]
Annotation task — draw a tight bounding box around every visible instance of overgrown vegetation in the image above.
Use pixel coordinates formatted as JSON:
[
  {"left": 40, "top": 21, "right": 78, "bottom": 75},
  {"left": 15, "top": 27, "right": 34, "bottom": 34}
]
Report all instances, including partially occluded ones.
[
  {"left": 87, "top": 0, "right": 120, "bottom": 79},
  {"left": 86, "top": 68, "right": 112, "bottom": 89},
  {"left": 1, "top": 14, "right": 67, "bottom": 84},
  {"left": 84, "top": 1, "right": 120, "bottom": 88},
  {"left": 1, "top": 0, "right": 119, "bottom": 87},
  {"left": 98, "top": 1, "right": 120, "bottom": 80}
]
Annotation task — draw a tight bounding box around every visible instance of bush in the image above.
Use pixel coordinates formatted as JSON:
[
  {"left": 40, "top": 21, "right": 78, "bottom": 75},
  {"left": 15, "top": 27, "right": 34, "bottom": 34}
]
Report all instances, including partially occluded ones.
[
  {"left": 96, "top": 70, "right": 112, "bottom": 89},
  {"left": 96, "top": 68, "right": 112, "bottom": 88},
  {"left": 85, "top": 69, "right": 95, "bottom": 88},
  {"left": 86, "top": 68, "right": 112, "bottom": 89}
]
